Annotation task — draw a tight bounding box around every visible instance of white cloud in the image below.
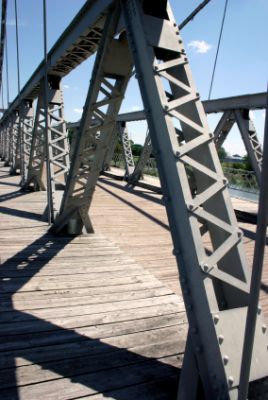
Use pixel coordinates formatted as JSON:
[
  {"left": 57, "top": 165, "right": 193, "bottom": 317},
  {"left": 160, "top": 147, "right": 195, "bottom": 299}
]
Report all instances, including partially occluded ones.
[
  {"left": 73, "top": 108, "right": 83, "bottom": 114},
  {"left": 63, "top": 84, "right": 70, "bottom": 89},
  {"left": 187, "top": 40, "right": 212, "bottom": 54}
]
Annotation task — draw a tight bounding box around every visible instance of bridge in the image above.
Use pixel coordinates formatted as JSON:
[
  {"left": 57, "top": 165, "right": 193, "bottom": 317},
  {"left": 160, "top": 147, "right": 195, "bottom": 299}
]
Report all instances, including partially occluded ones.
[{"left": 0, "top": 1, "right": 268, "bottom": 399}]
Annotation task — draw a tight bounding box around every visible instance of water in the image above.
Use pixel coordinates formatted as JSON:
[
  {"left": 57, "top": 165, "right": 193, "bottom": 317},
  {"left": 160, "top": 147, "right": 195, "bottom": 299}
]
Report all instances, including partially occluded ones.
[{"left": 229, "top": 187, "right": 259, "bottom": 203}]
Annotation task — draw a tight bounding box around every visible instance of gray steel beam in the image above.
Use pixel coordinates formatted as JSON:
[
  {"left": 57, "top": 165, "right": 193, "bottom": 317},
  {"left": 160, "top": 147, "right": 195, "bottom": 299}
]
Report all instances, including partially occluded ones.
[
  {"left": 52, "top": 7, "right": 133, "bottom": 234},
  {"left": 120, "top": 1, "right": 268, "bottom": 397},
  {"left": 214, "top": 110, "right": 235, "bottom": 150},
  {"left": 234, "top": 109, "right": 262, "bottom": 186},
  {"left": 128, "top": 129, "right": 152, "bottom": 184},
  {"left": 118, "top": 121, "right": 135, "bottom": 177},
  {"left": 0, "top": 0, "right": 114, "bottom": 125},
  {"left": 117, "top": 92, "right": 267, "bottom": 122},
  {"left": 20, "top": 100, "right": 34, "bottom": 186}
]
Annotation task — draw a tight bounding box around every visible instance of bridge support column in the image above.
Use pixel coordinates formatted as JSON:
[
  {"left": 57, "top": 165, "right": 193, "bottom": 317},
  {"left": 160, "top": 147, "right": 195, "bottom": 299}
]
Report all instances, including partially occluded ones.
[
  {"left": 128, "top": 129, "right": 152, "bottom": 185},
  {"left": 120, "top": 1, "right": 268, "bottom": 398},
  {"left": 23, "top": 77, "right": 70, "bottom": 221},
  {"left": 118, "top": 121, "right": 135, "bottom": 177},
  {"left": 214, "top": 110, "right": 236, "bottom": 150},
  {"left": 9, "top": 111, "right": 20, "bottom": 174},
  {"left": 235, "top": 109, "right": 262, "bottom": 185},
  {"left": 52, "top": 7, "right": 133, "bottom": 234},
  {"left": 20, "top": 100, "right": 34, "bottom": 186}
]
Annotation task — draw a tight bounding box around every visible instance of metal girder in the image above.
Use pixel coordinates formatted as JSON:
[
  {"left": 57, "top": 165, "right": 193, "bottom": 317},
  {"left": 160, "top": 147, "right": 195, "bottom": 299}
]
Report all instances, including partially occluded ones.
[
  {"left": 119, "top": 1, "right": 268, "bottom": 398},
  {"left": 23, "top": 78, "right": 70, "bottom": 207},
  {"left": 52, "top": 6, "right": 133, "bottom": 234},
  {"left": 128, "top": 129, "right": 152, "bottom": 184},
  {"left": 101, "top": 124, "right": 118, "bottom": 171},
  {"left": 10, "top": 111, "right": 21, "bottom": 175},
  {"left": 234, "top": 109, "right": 262, "bottom": 186},
  {"left": 118, "top": 121, "right": 135, "bottom": 177},
  {"left": 20, "top": 100, "right": 34, "bottom": 186},
  {"left": 22, "top": 89, "right": 46, "bottom": 191},
  {"left": 214, "top": 110, "right": 236, "bottom": 150},
  {"left": 117, "top": 92, "right": 267, "bottom": 122},
  {"left": 0, "top": 0, "right": 114, "bottom": 126}
]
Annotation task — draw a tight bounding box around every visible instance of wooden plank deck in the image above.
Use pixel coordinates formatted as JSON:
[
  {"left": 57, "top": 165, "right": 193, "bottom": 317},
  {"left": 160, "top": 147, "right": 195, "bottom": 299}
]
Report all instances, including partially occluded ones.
[
  {"left": 0, "top": 162, "right": 267, "bottom": 398},
  {"left": 0, "top": 164, "right": 186, "bottom": 399}
]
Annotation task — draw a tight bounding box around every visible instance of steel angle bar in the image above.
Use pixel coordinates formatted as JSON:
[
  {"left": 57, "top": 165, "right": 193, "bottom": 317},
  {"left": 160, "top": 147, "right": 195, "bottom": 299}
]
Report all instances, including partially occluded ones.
[
  {"left": 121, "top": 0, "right": 268, "bottom": 397},
  {"left": 214, "top": 110, "right": 235, "bottom": 150},
  {"left": 10, "top": 111, "right": 21, "bottom": 174},
  {"left": 234, "top": 109, "right": 262, "bottom": 186},
  {"left": 52, "top": 6, "right": 133, "bottom": 235},
  {"left": 118, "top": 121, "right": 135, "bottom": 177},
  {"left": 128, "top": 129, "right": 152, "bottom": 185},
  {"left": 238, "top": 91, "right": 268, "bottom": 400},
  {"left": 20, "top": 100, "right": 34, "bottom": 186}
]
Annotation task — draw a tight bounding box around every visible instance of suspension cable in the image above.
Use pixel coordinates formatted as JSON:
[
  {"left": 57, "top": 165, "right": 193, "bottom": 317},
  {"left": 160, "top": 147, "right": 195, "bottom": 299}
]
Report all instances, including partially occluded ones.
[
  {"left": 14, "top": 0, "right": 21, "bottom": 95},
  {"left": 208, "top": 0, "right": 229, "bottom": 100},
  {"left": 5, "top": 34, "right": 10, "bottom": 105},
  {"left": 43, "top": 0, "right": 53, "bottom": 225},
  {"left": 179, "top": 0, "right": 212, "bottom": 30},
  {"left": 0, "top": 0, "right": 7, "bottom": 106}
]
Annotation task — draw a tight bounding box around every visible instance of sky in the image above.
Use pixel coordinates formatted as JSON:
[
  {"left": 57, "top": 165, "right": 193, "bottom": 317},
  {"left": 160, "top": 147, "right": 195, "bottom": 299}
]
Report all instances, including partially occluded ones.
[{"left": 1, "top": 0, "right": 267, "bottom": 156}]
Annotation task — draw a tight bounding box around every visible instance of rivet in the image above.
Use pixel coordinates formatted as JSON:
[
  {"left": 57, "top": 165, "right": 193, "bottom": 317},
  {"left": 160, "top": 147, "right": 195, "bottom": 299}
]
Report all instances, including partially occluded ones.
[
  {"left": 164, "top": 105, "right": 169, "bottom": 111},
  {"left": 154, "top": 65, "right": 158, "bottom": 71},
  {"left": 223, "top": 355, "right": 229, "bottom": 365},
  {"left": 203, "top": 264, "right": 209, "bottom": 272},
  {"left": 222, "top": 178, "right": 228, "bottom": 185},
  {"left": 262, "top": 324, "right": 267, "bottom": 333},
  {"left": 213, "top": 314, "right": 220, "bottom": 324},
  {"left": 209, "top": 132, "right": 214, "bottom": 139},
  {"left": 175, "top": 151, "right": 180, "bottom": 157},
  {"left": 188, "top": 203, "right": 194, "bottom": 210},
  {"left": 218, "top": 335, "right": 224, "bottom": 344},
  {"left": 228, "top": 376, "right": 234, "bottom": 387},
  {"left": 257, "top": 305, "right": 262, "bottom": 314},
  {"left": 237, "top": 229, "right": 243, "bottom": 239}
]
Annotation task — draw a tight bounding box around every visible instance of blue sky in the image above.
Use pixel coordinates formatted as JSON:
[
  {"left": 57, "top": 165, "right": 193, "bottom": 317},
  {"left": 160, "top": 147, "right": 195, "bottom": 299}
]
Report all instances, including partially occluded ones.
[{"left": 2, "top": 0, "right": 267, "bottom": 156}]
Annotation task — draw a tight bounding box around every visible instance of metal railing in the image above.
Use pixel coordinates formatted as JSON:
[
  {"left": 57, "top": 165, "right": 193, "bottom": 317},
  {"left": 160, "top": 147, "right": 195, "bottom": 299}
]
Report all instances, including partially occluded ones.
[{"left": 111, "top": 153, "right": 259, "bottom": 194}]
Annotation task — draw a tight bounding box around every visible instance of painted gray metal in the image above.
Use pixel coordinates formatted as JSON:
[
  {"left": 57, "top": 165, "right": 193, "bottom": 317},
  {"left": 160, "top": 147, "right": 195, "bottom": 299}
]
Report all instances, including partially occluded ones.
[
  {"left": 0, "top": 0, "right": 114, "bottom": 124},
  {"left": 20, "top": 100, "right": 34, "bottom": 185},
  {"left": 128, "top": 129, "right": 152, "bottom": 184},
  {"left": 118, "top": 1, "right": 267, "bottom": 398},
  {"left": 118, "top": 121, "right": 135, "bottom": 177},
  {"left": 52, "top": 6, "right": 133, "bottom": 234},
  {"left": 117, "top": 92, "right": 267, "bottom": 122},
  {"left": 235, "top": 109, "right": 262, "bottom": 186}
]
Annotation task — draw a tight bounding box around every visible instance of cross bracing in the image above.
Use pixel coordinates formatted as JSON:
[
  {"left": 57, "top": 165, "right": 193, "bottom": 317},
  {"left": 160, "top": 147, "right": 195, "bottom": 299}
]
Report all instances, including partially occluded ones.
[{"left": 0, "top": 1, "right": 267, "bottom": 399}]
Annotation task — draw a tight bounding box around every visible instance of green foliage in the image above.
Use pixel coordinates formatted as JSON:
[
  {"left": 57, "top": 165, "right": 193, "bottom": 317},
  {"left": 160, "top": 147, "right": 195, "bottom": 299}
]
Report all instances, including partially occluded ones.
[
  {"left": 131, "top": 144, "right": 143, "bottom": 156},
  {"left": 218, "top": 146, "right": 228, "bottom": 161},
  {"left": 242, "top": 154, "right": 253, "bottom": 171}
]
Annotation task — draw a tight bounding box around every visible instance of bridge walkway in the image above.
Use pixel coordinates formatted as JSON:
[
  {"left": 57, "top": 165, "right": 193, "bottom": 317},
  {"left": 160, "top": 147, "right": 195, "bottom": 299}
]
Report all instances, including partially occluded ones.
[{"left": 0, "top": 163, "right": 267, "bottom": 398}]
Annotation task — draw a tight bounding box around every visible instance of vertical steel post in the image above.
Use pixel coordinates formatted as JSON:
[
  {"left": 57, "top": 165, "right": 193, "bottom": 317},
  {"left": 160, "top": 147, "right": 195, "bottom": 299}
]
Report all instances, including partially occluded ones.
[
  {"left": 43, "top": 0, "right": 53, "bottom": 224},
  {"left": 238, "top": 92, "right": 268, "bottom": 400}
]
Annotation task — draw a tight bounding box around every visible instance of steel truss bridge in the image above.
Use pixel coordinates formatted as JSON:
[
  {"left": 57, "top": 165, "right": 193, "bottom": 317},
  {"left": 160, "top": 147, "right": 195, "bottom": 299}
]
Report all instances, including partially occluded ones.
[{"left": 0, "top": 1, "right": 267, "bottom": 399}]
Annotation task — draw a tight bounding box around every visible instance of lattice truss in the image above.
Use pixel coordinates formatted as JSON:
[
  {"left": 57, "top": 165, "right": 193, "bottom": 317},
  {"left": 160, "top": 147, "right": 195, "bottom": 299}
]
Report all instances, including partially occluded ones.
[
  {"left": 54, "top": 7, "right": 133, "bottom": 233},
  {"left": 24, "top": 80, "right": 69, "bottom": 197},
  {"left": 129, "top": 129, "right": 152, "bottom": 184},
  {"left": 214, "top": 109, "right": 263, "bottom": 185},
  {"left": 10, "top": 111, "right": 20, "bottom": 173},
  {"left": 118, "top": 121, "right": 135, "bottom": 176},
  {"left": 20, "top": 101, "right": 34, "bottom": 185},
  {"left": 120, "top": 0, "right": 268, "bottom": 397},
  {"left": 54, "top": 26, "right": 103, "bottom": 75}
]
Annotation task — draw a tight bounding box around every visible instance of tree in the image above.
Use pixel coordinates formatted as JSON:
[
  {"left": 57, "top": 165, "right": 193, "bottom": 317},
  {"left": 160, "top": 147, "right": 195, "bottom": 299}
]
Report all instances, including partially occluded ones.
[
  {"left": 217, "top": 146, "right": 228, "bottom": 161},
  {"left": 131, "top": 144, "right": 143, "bottom": 156}
]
